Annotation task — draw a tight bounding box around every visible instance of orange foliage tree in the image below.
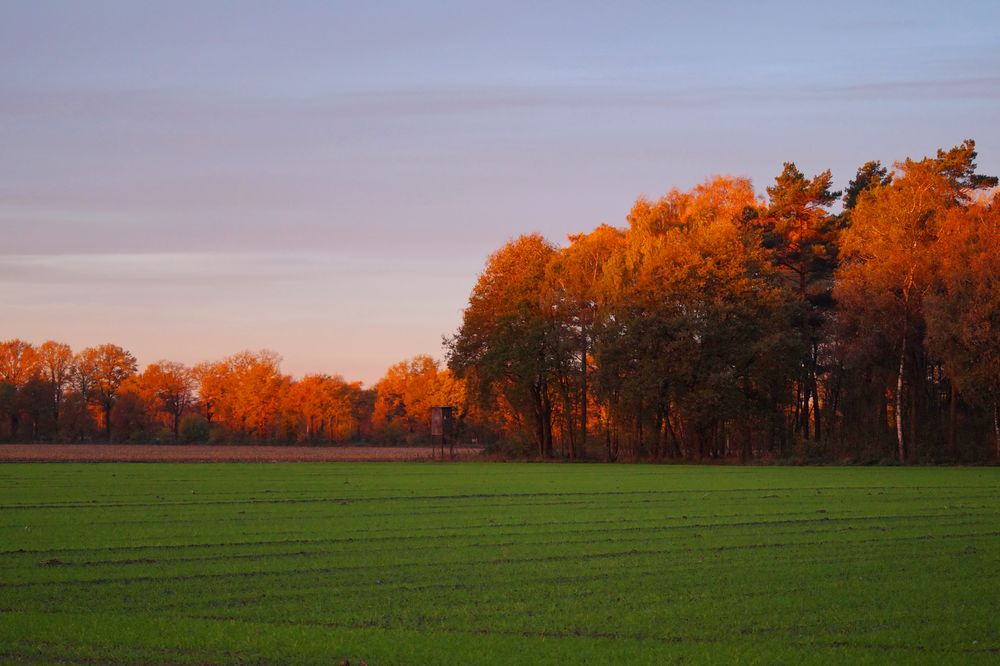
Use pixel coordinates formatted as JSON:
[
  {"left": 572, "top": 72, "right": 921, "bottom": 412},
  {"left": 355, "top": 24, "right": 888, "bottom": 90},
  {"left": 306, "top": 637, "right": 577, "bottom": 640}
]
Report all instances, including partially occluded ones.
[
  {"left": 836, "top": 141, "right": 997, "bottom": 461},
  {"left": 925, "top": 195, "right": 1000, "bottom": 458},
  {"left": 138, "top": 361, "right": 196, "bottom": 441},
  {"left": 285, "top": 374, "right": 364, "bottom": 443},
  {"left": 447, "top": 234, "right": 559, "bottom": 457},
  {"left": 373, "top": 355, "right": 464, "bottom": 444},
  {"left": 73, "top": 344, "right": 138, "bottom": 442},
  {"left": 0, "top": 339, "right": 40, "bottom": 439},
  {"left": 194, "top": 350, "right": 288, "bottom": 441},
  {"left": 593, "top": 177, "right": 797, "bottom": 460},
  {"left": 543, "top": 225, "right": 625, "bottom": 459}
]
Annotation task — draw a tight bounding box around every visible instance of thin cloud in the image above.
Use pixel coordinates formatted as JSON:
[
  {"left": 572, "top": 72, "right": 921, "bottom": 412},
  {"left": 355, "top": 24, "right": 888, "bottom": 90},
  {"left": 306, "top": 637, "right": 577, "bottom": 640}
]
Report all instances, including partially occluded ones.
[
  {"left": 4, "top": 76, "right": 999, "bottom": 122},
  {"left": 0, "top": 252, "right": 474, "bottom": 286}
]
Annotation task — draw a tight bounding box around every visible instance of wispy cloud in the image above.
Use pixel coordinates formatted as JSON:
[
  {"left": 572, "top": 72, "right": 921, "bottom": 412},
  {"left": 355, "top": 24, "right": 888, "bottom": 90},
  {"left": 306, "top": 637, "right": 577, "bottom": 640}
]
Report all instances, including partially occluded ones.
[
  {"left": 4, "top": 76, "right": 1000, "bottom": 120},
  {"left": 0, "top": 252, "right": 471, "bottom": 286}
]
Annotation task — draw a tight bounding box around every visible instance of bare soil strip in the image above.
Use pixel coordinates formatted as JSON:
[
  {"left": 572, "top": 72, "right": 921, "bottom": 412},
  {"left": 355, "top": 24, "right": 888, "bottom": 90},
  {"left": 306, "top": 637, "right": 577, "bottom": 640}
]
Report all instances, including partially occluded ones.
[{"left": 0, "top": 444, "right": 482, "bottom": 463}]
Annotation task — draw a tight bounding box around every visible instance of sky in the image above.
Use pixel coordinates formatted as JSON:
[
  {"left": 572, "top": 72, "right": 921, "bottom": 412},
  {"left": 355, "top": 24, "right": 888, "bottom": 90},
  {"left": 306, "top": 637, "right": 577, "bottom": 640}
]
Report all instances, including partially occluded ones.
[{"left": 2, "top": 0, "right": 999, "bottom": 385}]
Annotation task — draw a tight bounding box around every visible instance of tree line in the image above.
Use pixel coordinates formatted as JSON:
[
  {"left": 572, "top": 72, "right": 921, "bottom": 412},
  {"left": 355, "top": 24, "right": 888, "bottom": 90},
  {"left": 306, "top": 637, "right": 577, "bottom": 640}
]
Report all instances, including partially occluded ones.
[
  {"left": 4, "top": 141, "right": 997, "bottom": 462},
  {"left": 446, "top": 140, "right": 1000, "bottom": 462},
  {"left": 0, "top": 341, "right": 466, "bottom": 446}
]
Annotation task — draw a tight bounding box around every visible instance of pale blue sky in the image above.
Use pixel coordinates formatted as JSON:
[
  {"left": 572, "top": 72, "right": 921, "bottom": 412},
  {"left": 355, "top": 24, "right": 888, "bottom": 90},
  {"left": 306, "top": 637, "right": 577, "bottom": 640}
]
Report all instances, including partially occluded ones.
[{"left": 2, "top": 1, "right": 998, "bottom": 383}]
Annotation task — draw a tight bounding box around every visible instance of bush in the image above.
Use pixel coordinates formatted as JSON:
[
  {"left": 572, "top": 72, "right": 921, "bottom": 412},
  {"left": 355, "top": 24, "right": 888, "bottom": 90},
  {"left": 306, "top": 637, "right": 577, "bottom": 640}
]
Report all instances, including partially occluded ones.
[
  {"left": 207, "top": 424, "right": 230, "bottom": 444},
  {"left": 378, "top": 421, "right": 407, "bottom": 445},
  {"left": 179, "top": 414, "right": 210, "bottom": 443}
]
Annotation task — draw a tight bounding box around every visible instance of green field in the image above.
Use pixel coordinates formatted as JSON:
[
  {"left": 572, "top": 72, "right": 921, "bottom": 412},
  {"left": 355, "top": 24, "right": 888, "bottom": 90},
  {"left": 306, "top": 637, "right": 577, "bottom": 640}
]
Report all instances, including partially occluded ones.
[{"left": 1, "top": 464, "right": 998, "bottom": 664}]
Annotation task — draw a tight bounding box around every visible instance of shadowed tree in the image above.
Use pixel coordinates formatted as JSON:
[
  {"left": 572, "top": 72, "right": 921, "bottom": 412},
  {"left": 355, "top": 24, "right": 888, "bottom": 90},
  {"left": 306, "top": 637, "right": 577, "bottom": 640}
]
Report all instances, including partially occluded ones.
[
  {"left": 842, "top": 161, "right": 892, "bottom": 212},
  {"left": 762, "top": 164, "right": 841, "bottom": 441},
  {"left": 0, "top": 339, "right": 41, "bottom": 440},
  {"left": 595, "top": 177, "right": 797, "bottom": 460},
  {"left": 837, "top": 140, "right": 997, "bottom": 461},
  {"left": 140, "top": 361, "right": 196, "bottom": 441},
  {"left": 110, "top": 376, "right": 155, "bottom": 442},
  {"left": 37, "top": 341, "right": 74, "bottom": 434},
  {"left": 925, "top": 195, "right": 1000, "bottom": 459},
  {"left": 931, "top": 139, "right": 999, "bottom": 195},
  {"left": 447, "top": 234, "right": 558, "bottom": 457},
  {"left": 543, "top": 224, "right": 625, "bottom": 458}
]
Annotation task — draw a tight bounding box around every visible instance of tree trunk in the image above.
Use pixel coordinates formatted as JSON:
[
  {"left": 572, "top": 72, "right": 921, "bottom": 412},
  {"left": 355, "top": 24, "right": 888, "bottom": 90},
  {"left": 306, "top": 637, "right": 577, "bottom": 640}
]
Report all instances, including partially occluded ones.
[
  {"left": 530, "top": 379, "right": 552, "bottom": 458},
  {"left": 52, "top": 384, "right": 61, "bottom": 433},
  {"left": 579, "top": 337, "right": 587, "bottom": 460},
  {"left": 535, "top": 411, "right": 545, "bottom": 458},
  {"left": 652, "top": 406, "right": 663, "bottom": 461},
  {"left": 799, "top": 268, "right": 811, "bottom": 442},
  {"left": 948, "top": 383, "right": 957, "bottom": 459},
  {"left": 993, "top": 402, "right": 999, "bottom": 463},
  {"left": 664, "top": 408, "right": 682, "bottom": 458},
  {"left": 543, "top": 408, "right": 553, "bottom": 458},
  {"left": 777, "top": 407, "right": 786, "bottom": 455},
  {"left": 879, "top": 389, "right": 888, "bottom": 435},
  {"left": 634, "top": 404, "right": 643, "bottom": 460},
  {"left": 561, "top": 390, "right": 574, "bottom": 460},
  {"left": 896, "top": 323, "right": 907, "bottom": 463},
  {"left": 811, "top": 356, "right": 821, "bottom": 441},
  {"left": 605, "top": 415, "right": 613, "bottom": 461},
  {"left": 794, "top": 380, "right": 803, "bottom": 440},
  {"left": 104, "top": 403, "right": 113, "bottom": 442},
  {"left": 530, "top": 386, "right": 544, "bottom": 457},
  {"left": 741, "top": 420, "right": 752, "bottom": 463},
  {"left": 542, "top": 388, "right": 552, "bottom": 458},
  {"left": 829, "top": 363, "right": 843, "bottom": 442}
]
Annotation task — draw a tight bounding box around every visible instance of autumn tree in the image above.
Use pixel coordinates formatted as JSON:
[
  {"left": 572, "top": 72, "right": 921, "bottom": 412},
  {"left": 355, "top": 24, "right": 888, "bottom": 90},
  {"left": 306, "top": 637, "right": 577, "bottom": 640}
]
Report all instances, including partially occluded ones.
[
  {"left": 595, "top": 177, "right": 797, "bottom": 460},
  {"left": 193, "top": 360, "right": 226, "bottom": 427},
  {"left": 762, "top": 164, "right": 841, "bottom": 441},
  {"left": 447, "top": 234, "right": 559, "bottom": 457},
  {"left": 925, "top": 195, "right": 1000, "bottom": 458},
  {"left": 195, "top": 350, "right": 288, "bottom": 441},
  {"left": 373, "top": 355, "right": 464, "bottom": 444},
  {"left": 0, "top": 339, "right": 41, "bottom": 439},
  {"left": 285, "top": 374, "right": 362, "bottom": 443},
  {"left": 74, "top": 344, "right": 138, "bottom": 441},
  {"left": 543, "top": 225, "right": 625, "bottom": 458},
  {"left": 139, "top": 361, "right": 196, "bottom": 441},
  {"left": 836, "top": 140, "right": 997, "bottom": 461},
  {"left": 111, "top": 375, "right": 156, "bottom": 442},
  {"left": 842, "top": 161, "right": 892, "bottom": 212},
  {"left": 37, "top": 341, "right": 74, "bottom": 431}
]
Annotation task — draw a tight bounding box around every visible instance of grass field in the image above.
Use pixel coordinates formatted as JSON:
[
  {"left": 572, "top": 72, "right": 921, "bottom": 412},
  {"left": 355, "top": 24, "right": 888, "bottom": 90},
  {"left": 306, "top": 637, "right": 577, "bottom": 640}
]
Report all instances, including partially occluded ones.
[{"left": 1, "top": 464, "right": 998, "bottom": 664}]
